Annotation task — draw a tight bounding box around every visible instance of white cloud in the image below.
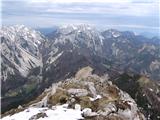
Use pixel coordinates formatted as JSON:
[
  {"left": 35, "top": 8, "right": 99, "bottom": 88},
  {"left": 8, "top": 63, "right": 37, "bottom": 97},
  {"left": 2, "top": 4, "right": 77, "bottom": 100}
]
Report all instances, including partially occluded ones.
[
  {"left": 104, "top": 24, "right": 159, "bottom": 30},
  {"left": 2, "top": 0, "right": 159, "bottom": 30},
  {"left": 25, "top": 0, "right": 159, "bottom": 17},
  {"left": 43, "top": 2, "right": 157, "bottom": 17},
  {"left": 29, "top": 0, "right": 131, "bottom": 3},
  {"left": 4, "top": 0, "right": 153, "bottom": 17}
]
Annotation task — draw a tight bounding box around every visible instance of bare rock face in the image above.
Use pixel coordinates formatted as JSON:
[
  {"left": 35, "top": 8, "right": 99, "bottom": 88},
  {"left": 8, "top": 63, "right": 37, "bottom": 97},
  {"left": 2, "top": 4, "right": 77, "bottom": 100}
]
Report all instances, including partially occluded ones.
[
  {"left": 29, "top": 112, "right": 48, "bottom": 120},
  {"left": 0, "top": 25, "right": 44, "bottom": 79},
  {"left": 75, "top": 66, "right": 93, "bottom": 79},
  {"left": 2, "top": 66, "right": 145, "bottom": 120}
]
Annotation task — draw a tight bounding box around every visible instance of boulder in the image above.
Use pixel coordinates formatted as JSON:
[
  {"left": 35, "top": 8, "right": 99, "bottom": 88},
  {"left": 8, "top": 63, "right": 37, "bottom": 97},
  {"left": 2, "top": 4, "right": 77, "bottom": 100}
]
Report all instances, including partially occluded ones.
[
  {"left": 87, "top": 82, "right": 97, "bottom": 98},
  {"left": 98, "top": 103, "right": 117, "bottom": 116},
  {"left": 67, "top": 88, "right": 88, "bottom": 97},
  {"left": 75, "top": 104, "right": 81, "bottom": 110},
  {"left": 82, "top": 108, "right": 98, "bottom": 117},
  {"left": 18, "top": 105, "right": 23, "bottom": 109}
]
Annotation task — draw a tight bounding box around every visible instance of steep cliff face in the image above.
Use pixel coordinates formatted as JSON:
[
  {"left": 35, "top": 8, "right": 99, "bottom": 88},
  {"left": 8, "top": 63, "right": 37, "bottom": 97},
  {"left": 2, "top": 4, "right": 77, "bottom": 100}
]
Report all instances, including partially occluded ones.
[
  {"left": 2, "top": 67, "right": 145, "bottom": 120},
  {"left": 0, "top": 25, "right": 45, "bottom": 112},
  {"left": 1, "top": 25, "right": 44, "bottom": 79}
]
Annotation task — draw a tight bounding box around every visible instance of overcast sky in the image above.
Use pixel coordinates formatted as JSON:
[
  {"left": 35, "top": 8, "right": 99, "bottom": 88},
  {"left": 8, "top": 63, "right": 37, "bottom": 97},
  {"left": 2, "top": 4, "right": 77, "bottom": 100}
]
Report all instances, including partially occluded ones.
[{"left": 1, "top": 0, "right": 160, "bottom": 34}]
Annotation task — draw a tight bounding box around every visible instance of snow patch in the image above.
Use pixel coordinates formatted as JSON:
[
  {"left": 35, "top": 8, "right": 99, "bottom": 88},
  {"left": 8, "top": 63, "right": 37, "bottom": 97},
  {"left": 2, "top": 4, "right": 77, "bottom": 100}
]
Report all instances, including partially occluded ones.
[
  {"left": 2, "top": 105, "right": 84, "bottom": 120},
  {"left": 47, "top": 51, "right": 63, "bottom": 64},
  {"left": 89, "top": 95, "right": 102, "bottom": 101}
]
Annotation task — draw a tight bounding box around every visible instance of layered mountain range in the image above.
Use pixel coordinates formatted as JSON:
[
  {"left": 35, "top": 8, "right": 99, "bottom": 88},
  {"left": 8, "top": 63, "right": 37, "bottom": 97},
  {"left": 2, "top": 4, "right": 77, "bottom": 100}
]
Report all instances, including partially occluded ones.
[{"left": 1, "top": 25, "right": 160, "bottom": 119}]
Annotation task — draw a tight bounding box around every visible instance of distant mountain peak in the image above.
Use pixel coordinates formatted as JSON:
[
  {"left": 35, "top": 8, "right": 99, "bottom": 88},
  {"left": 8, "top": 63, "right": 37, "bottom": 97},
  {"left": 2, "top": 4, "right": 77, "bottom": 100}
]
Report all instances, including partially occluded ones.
[
  {"left": 58, "top": 24, "right": 95, "bottom": 33},
  {"left": 1, "top": 25, "right": 44, "bottom": 46}
]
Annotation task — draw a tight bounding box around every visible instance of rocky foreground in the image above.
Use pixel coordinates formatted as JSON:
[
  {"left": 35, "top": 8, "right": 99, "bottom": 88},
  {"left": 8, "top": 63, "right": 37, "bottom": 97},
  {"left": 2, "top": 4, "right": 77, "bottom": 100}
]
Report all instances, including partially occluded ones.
[{"left": 2, "top": 67, "right": 145, "bottom": 120}]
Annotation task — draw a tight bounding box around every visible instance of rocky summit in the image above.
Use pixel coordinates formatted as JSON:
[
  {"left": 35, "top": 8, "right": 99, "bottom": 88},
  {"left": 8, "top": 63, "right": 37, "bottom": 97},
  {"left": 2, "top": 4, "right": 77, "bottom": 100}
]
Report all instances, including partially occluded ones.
[{"left": 2, "top": 67, "right": 145, "bottom": 120}]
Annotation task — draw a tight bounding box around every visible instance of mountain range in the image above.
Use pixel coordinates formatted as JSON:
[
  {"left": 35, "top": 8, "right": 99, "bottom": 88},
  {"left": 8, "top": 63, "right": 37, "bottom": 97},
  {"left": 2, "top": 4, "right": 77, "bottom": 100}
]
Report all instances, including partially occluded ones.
[{"left": 1, "top": 25, "right": 160, "bottom": 120}]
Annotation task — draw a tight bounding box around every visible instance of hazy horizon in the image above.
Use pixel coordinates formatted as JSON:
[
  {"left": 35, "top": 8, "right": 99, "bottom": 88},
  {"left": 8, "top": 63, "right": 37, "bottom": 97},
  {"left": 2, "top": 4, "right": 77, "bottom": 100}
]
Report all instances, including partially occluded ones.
[{"left": 2, "top": 0, "right": 160, "bottom": 36}]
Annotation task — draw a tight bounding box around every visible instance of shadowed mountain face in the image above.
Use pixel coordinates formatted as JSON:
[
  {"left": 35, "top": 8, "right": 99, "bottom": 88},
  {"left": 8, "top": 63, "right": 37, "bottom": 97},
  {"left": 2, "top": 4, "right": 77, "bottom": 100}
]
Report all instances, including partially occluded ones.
[
  {"left": 109, "top": 73, "right": 160, "bottom": 120},
  {"left": 1, "top": 25, "right": 160, "bottom": 119},
  {"left": 46, "top": 26, "right": 160, "bottom": 81}
]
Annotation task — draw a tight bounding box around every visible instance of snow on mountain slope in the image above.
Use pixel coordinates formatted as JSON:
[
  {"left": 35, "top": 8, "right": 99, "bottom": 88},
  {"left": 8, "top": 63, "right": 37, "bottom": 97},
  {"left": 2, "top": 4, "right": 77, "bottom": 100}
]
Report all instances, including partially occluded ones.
[
  {"left": 0, "top": 25, "right": 44, "bottom": 79},
  {"left": 43, "top": 24, "right": 105, "bottom": 72},
  {"left": 1, "top": 25, "right": 43, "bottom": 45},
  {"left": 47, "top": 24, "right": 104, "bottom": 55}
]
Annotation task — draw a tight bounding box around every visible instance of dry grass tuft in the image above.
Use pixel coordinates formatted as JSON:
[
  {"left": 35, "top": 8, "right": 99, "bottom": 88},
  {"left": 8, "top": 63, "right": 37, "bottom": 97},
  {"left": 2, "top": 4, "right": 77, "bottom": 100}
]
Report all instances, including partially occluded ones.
[{"left": 48, "top": 88, "right": 69, "bottom": 105}]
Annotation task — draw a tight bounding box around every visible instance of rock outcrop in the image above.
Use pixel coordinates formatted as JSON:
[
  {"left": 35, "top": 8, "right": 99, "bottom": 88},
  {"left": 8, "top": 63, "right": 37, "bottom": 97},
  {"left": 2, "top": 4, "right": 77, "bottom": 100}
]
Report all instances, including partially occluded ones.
[{"left": 2, "top": 66, "right": 145, "bottom": 120}]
